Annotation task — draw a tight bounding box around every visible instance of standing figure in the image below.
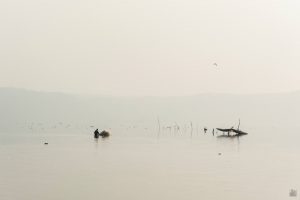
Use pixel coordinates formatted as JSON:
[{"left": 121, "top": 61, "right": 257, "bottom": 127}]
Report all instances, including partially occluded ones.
[{"left": 94, "top": 129, "right": 100, "bottom": 138}]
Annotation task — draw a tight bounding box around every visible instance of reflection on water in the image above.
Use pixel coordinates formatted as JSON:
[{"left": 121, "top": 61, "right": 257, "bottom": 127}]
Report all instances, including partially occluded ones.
[
  {"left": 217, "top": 134, "right": 247, "bottom": 139},
  {"left": 0, "top": 128, "right": 299, "bottom": 200}
]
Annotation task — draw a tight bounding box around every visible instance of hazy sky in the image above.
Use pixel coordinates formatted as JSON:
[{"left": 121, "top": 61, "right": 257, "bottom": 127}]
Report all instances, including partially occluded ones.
[{"left": 1, "top": 0, "right": 300, "bottom": 96}]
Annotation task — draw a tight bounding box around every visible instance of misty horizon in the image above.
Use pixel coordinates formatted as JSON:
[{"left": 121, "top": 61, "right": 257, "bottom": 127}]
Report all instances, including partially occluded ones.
[
  {"left": 1, "top": 1, "right": 300, "bottom": 199},
  {"left": 2, "top": 86, "right": 300, "bottom": 97}
]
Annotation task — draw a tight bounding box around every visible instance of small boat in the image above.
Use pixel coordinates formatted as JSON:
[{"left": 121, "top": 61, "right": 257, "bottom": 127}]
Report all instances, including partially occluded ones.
[
  {"left": 217, "top": 119, "right": 248, "bottom": 137},
  {"left": 216, "top": 128, "right": 248, "bottom": 136}
]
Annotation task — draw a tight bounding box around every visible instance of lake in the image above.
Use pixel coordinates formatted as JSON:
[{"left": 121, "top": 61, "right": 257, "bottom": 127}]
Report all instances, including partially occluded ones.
[{"left": 1, "top": 126, "right": 299, "bottom": 200}]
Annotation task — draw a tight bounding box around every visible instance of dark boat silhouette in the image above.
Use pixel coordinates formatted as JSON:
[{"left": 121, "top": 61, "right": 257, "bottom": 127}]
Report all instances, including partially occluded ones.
[
  {"left": 216, "top": 119, "right": 248, "bottom": 137},
  {"left": 216, "top": 128, "right": 248, "bottom": 137}
]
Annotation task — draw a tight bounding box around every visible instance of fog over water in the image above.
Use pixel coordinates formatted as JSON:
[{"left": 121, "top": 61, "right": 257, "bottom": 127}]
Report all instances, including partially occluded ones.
[
  {"left": 1, "top": 0, "right": 300, "bottom": 199},
  {"left": 1, "top": 88, "right": 300, "bottom": 200},
  {"left": 1, "top": 88, "right": 300, "bottom": 131}
]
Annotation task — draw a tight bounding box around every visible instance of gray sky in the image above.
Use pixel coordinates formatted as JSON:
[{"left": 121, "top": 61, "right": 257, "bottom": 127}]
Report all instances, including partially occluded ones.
[{"left": 1, "top": 0, "right": 300, "bottom": 96}]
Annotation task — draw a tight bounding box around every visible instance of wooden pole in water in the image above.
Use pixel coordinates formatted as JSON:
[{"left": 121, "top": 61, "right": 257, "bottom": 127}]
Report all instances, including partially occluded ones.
[
  {"left": 175, "top": 122, "right": 180, "bottom": 134},
  {"left": 157, "top": 117, "right": 161, "bottom": 136}
]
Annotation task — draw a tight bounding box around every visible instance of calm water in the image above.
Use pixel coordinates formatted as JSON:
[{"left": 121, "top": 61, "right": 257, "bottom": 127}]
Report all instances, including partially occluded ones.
[{"left": 1, "top": 127, "right": 300, "bottom": 200}]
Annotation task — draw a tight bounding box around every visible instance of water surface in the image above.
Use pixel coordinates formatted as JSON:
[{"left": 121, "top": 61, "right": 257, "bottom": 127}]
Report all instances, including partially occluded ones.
[{"left": 1, "top": 127, "right": 299, "bottom": 200}]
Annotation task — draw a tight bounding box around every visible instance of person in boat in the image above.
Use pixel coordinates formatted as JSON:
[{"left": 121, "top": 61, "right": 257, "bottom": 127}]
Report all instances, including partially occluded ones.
[{"left": 94, "top": 129, "right": 100, "bottom": 138}]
